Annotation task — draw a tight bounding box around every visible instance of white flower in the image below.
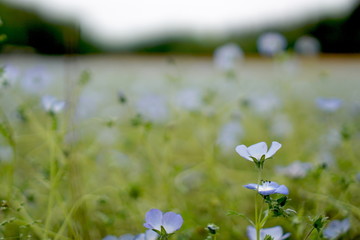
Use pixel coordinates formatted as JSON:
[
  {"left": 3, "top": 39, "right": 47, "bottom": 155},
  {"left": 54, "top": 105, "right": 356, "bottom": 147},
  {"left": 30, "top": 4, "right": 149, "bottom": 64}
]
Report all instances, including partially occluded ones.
[
  {"left": 315, "top": 98, "right": 342, "bottom": 113},
  {"left": 41, "top": 95, "right": 66, "bottom": 114},
  {"left": 21, "top": 66, "right": 52, "bottom": 94},
  {"left": 247, "top": 226, "right": 290, "bottom": 240},
  {"left": 257, "top": 32, "right": 287, "bottom": 57},
  {"left": 276, "top": 161, "right": 312, "bottom": 179},
  {"left": 217, "top": 121, "right": 244, "bottom": 152},
  {"left": 174, "top": 88, "right": 202, "bottom": 111},
  {"left": 1, "top": 64, "right": 20, "bottom": 87},
  {"left": 214, "top": 43, "right": 244, "bottom": 71},
  {"left": 323, "top": 218, "right": 350, "bottom": 239},
  {"left": 294, "top": 36, "right": 320, "bottom": 56},
  {"left": 136, "top": 94, "right": 168, "bottom": 123},
  {"left": 236, "top": 141, "right": 282, "bottom": 162}
]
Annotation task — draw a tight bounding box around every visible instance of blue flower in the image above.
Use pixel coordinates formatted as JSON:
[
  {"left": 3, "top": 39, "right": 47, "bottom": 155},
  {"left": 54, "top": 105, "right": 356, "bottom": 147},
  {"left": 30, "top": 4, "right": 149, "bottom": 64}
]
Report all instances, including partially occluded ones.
[
  {"left": 244, "top": 181, "right": 289, "bottom": 195},
  {"left": 315, "top": 98, "right": 342, "bottom": 113},
  {"left": 276, "top": 161, "right": 312, "bottom": 179},
  {"left": 144, "top": 209, "right": 183, "bottom": 234},
  {"left": 323, "top": 218, "right": 350, "bottom": 239},
  {"left": 257, "top": 32, "right": 287, "bottom": 57},
  {"left": 247, "top": 226, "right": 290, "bottom": 240},
  {"left": 41, "top": 95, "right": 66, "bottom": 114},
  {"left": 236, "top": 141, "right": 282, "bottom": 162}
]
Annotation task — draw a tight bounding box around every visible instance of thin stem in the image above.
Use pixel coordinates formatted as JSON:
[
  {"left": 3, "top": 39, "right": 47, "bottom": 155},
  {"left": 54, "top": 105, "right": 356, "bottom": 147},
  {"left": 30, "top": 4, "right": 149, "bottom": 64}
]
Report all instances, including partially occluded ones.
[
  {"left": 255, "top": 168, "right": 263, "bottom": 240},
  {"left": 304, "top": 227, "right": 314, "bottom": 240}
]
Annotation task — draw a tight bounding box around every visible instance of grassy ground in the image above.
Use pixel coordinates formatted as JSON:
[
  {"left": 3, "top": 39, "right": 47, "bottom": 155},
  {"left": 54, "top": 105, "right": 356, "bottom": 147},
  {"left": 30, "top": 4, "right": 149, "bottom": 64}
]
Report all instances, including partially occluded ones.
[{"left": 0, "top": 54, "right": 359, "bottom": 239}]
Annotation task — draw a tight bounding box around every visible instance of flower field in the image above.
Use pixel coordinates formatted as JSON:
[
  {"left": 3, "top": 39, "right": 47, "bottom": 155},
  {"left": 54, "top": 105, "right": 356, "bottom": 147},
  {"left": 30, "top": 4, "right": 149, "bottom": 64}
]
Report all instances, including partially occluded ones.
[{"left": 0, "top": 54, "right": 359, "bottom": 239}]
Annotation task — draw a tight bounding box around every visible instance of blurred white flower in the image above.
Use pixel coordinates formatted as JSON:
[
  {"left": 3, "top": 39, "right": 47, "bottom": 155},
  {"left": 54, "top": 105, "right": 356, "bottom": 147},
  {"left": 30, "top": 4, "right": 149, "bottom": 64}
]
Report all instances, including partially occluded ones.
[
  {"left": 236, "top": 141, "right": 282, "bottom": 162},
  {"left": 174, "top": 88, "right": 202, "bottom": 111},
  {"left": 294, "top": 36, "right": 321, "bottom": 56},
  {"left": 316, "top": 150, "right": 335, "bottom": 167},
  {"left": 249, "top": 94, "right": 282, "bottom": 116},
  {"left": 321, "top": 128, "right": 342, "bottom": 149},
  {"left": 1, "top": 64, "right": 20, "bottom": 87},
  {"left": 276, "top": 161, "right": 312, "bottom": 179},
  {"left": 21, "top": 66, "right": 52, "bottom": 93},
  {"left": 257, "top": 32, "right": 287, "bottom": 57},
  {"left": 217, "top": 121, "right": 244, "bottom": 152},
  {"left": 270, "top": 114, "right": 293, "bottom": 138},
  {"left": 323, "top": 218, "right": 350, "bottom": 239},
  {"left": 41, "top": 95, "right": 66, "bottom": 114},
  {"left": 315, "top": 98, "right": 342, "bottom": 113},
  {"left": 247, "top": 225, "right": 290, "bottom": 240},
  {"left": 136, "top": 94, "right": 168, "bottom": 122},
  {"left": 213, "top": 43, "right": 244, "bottom": 71}
]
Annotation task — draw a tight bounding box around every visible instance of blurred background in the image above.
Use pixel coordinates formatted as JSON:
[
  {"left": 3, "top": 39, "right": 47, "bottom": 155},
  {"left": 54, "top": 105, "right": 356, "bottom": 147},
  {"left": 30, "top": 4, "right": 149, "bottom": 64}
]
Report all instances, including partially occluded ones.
[{"left": 0, "top": 0, "right": 359, "bottom": 55}]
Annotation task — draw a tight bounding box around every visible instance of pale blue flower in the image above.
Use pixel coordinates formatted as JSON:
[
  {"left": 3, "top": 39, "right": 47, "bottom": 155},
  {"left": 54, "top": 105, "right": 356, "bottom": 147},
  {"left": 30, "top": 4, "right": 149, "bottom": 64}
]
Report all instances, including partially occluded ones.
[
  {"left": 247, "top": 226, "right": 290, "bottom": 240},
  {"left": 136, "top": 95, "right": 168, "bottom": 123},
  {"left": 214, "top": 43, "right": 244, "bottom": 70},
  {"left": 236, "top": 141, "right": 282, "bottom": 162},
  {"left": 144, "top": 209, "right": 183, "bottom": 234},
  {"left": 294, "top": 36, "right": 320, "bottom": 56},
  {"left": 21, "top": 66, "right": 52, "bottom": 93},
  {"left": 41, "top": 95, "right": 66, "bottom": 114},
  {"left": 315, "top": 98, "right": 342, "bottom": 113},
  {"left": 0, "top": 64, "right": 19, "bottom": 87},
  {"left": 257, "top": 32, "right": 287, "bottom": 57},
  {"left": 276, "top": 161, "right": 312, "bottom": 179},
  {"left": 323, "top": 218, "right": 350, "bottom": 239},
  {"left": 174, "top": 88, "right": 202, "bottom": 111},
  {"left": 244, "top": 181, "right": 289, "bottom": 195},
  {"left": 217, "top": 121, "right": 244, "bottom": 152}
]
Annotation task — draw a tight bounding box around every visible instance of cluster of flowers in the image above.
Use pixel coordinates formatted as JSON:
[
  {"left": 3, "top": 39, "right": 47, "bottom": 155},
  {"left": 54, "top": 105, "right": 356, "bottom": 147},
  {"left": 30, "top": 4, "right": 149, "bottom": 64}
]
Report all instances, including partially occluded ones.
[{"left": 102, "top": 141, "right": 351, "bottom": 240}]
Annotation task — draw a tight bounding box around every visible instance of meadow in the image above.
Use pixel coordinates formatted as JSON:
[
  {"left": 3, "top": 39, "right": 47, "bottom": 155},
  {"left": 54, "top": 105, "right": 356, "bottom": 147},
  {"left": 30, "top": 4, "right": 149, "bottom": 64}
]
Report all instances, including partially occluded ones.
[{"left": 0, "top": 54, "right": 359, "bottom": 239}]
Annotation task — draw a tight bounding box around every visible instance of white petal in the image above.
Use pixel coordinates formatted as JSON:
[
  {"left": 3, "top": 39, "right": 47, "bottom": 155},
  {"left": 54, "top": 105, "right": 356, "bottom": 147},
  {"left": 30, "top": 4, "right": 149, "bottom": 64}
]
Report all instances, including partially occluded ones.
[
  {"left": 235, "top": 145, "right": 252, "bottom": 161},
  {"left": 265, "top": 141, "right": 282, "bottom": 159},
  {"left": 262, "top": 226, "right": 283, "bottom": 240},
  {"left": 144, "top": 209, "right": 163, "bottom": 231},
  {"left": 162, "top": 212, "right": 183, "bottom": 233},
  {"left": 144, "top": 230, "right": 159, "bottom": 240},
  {"left": 248, "top": 142, "right": 267, "bottom": 160}
]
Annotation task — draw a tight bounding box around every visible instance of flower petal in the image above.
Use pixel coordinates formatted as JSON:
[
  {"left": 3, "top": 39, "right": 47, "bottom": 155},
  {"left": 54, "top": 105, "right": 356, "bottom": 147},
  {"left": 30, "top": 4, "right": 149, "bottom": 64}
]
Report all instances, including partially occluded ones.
[
  {"left": 274, "top": 185, "right": 289, "bottom": 195},
  {"left": 162, "top": 212, "right": 183, "bottom": 233},
  {"left": 144, "top": 230, "right": 159, "bottom": 240},
  {"left": 144, "top": 209, "right": 163, "bottom": 230},
  {"left": 258, "top": 188, "right": 277, "bottom": 195},
  {"left": 243, "top": 184, "right": 258, "bottom": 190},
  {"left": 235, "top": 145, "right": 252, "bottom": 161},
  {"left": 265, "top": 141, "right": 282, "bottom": 159},
  {"left": 248, "top": 142, "right": 268, "bottom": 160},
  {"left": 262, "top": 226, "right": 284, "bottom": 239},
  {"left": 246, "top": 226, "right": 256, "bottom": 240}
]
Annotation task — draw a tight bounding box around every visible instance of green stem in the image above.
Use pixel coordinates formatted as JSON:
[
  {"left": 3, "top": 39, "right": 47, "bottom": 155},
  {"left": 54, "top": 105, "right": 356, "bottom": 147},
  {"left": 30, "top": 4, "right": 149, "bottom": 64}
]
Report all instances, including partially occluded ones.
[
  {"left": 304, "top": 227, "right": 314, "bottom": 240},
  {"left": 255, "top": 168, "right": 263, "bottom": 240}
]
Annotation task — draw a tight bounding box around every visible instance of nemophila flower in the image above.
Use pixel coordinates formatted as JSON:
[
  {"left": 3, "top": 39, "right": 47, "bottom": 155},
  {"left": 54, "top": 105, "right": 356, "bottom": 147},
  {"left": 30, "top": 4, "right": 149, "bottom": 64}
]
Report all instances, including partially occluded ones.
[
  {"left": 276, "top": 161, "right": 312, "bottom": 179},
  {"left": 174, "top": 88, "right": 202, "bottom": 111},
  {"left": 244, "top": 181, "right": 289, "bottom": 195},
  {"left": 236, "top": 141, "right": 281, "bottom": 168},
  {"left": 294, "top": 35, "right": 321, "bottom": 56},
  {"left": 136, "top": 94, "right": 168, "bottom": 123},
  {"left": 257, "top": 32, "right": 287, "bottom": 57},
  {"left": 270, "top": 114, "right": 293, "bottom": 138},
  {"left": 21, "top": 66, "right": 52, "bottom": 94},
  {"left": 0, "top": 64, "right": 19, "bottom": 87},
  {"left": 217, "top": 121, "right": 244, "bottom": 152},
  {"left": 323, "top": 218, "right": 350, "bottom": 239},
  {"left": 315, "top": 98, "right": 343, "bottom": 113},
  {"left": 247, "top": 226, "right": 290, "bottom": 240},
  {"left": 144, "top": 209, "right": 183, "bottom": 235},
  {"left": 248, "top": 94, "right": 282, "bottom": 116},
  {"left": 213, "top": 43, "right": 244, "bottom": 71},
  {"left": 41, "top": 95, "right": 66, "bottom": 114}
]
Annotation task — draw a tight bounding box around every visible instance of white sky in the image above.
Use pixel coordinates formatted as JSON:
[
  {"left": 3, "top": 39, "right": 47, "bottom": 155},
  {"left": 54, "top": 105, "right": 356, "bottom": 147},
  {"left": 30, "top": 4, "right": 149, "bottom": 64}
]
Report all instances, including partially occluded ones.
[{"left": 4, "top": 0, "right": 357, "bottom": 46}]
